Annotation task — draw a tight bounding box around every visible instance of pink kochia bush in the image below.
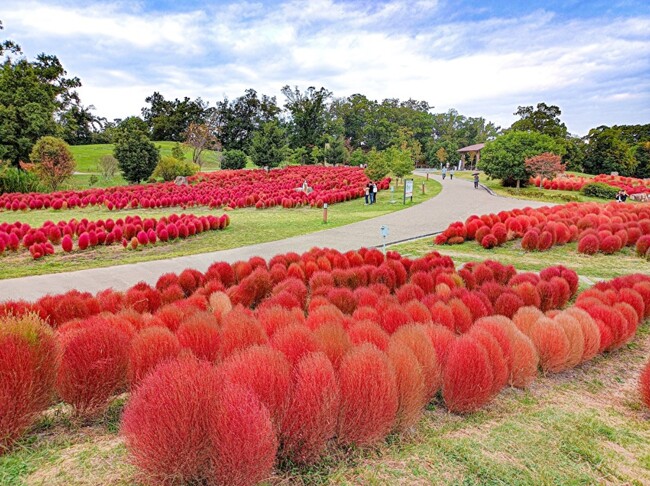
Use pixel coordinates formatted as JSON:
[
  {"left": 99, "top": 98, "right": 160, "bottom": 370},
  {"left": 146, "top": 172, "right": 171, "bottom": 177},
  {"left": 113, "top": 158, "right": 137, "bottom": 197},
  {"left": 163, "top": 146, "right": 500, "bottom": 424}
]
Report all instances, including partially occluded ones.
[
  {"left": 435, "top": 201, "right": 650, "bottom": 258},
  {"left": 1, "top": 247, "right": 650, "bottom": 478}
]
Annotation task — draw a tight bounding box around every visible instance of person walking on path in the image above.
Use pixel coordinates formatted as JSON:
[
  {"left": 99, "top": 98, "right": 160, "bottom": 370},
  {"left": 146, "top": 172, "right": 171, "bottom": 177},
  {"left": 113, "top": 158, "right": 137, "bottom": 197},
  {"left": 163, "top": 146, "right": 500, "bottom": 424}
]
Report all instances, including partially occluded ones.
[
  {"left": 450, "top": 168, "right": 455, "bottom": 180},
  {"left": 473, "top": 172, "right": 479, "bottom": 189},
  {"left": 441, "top": 167, "right": 447, "bottom": 180}
]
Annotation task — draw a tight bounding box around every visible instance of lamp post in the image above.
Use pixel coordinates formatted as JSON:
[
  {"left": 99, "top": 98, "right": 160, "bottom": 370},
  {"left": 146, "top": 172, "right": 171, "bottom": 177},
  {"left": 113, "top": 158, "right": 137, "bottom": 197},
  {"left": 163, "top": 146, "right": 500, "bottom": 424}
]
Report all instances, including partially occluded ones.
[{"left": 323, "top": 203, "right": 328, "bottom": 223}]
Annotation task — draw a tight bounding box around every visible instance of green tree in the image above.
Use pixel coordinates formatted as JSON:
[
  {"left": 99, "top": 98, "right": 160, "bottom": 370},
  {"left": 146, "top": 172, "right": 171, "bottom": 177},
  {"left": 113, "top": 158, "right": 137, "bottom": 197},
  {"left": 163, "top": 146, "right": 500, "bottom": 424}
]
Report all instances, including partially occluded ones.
[
  {"left": 282, "top": 85, "right": 332, "bottom": 149},
  {"left": 425, "top": 139, "right": 458, "bottom": 167},
  {"left": 221, "top": 149, "right": 248, "bottom": 170},
  {"left": 583, "top": 126, "right": 636, "bottom": 176},
  {"left": 113, "top": 131, "right": 160, "bottom": 183},
  {"left": 28, "top": 136, "right": 75, "bottom": 190},
  {"left": 561, "top": 136, "right": 586, "bottom": 172},
  {"left": 633, "top": 142, "right": 650, "bottom": 179},
  {"left": 479, "top": 131, "right": 563, "bottom": 188},
  {"left": 385, "top": 146, "right": 414, "bottom": 183},
  {"left": 141, "top": 91, "right": 208, "bottom": 141},
  {"left": 58, "top": 104, "right": 103, "bottom": 145},
  {"left": 249, "top": 121, "right": 288, "bottom": 168},
  {"left": 171, "top": 142, "right": 185, "bottom": 160},
  {"left": 349, "top": 148, "right": 366, "bottom": 166},
  {"left": 0, "top": 26, "right": 81, "bottom": 165},
  {"left": 509, "top": 103, "right": 568, "bottom": 139},
  {"left": 364, "top": 148, "right": 390, "bottom": 181},
  {"left": 184, "top": 122, "right": 218, "bottom": 167},
  {"left": 322, "top": 135, "right": 348, "bottom": 165},
  {"left": 214, "top": 89, "right": 280, "bottom": 151}
]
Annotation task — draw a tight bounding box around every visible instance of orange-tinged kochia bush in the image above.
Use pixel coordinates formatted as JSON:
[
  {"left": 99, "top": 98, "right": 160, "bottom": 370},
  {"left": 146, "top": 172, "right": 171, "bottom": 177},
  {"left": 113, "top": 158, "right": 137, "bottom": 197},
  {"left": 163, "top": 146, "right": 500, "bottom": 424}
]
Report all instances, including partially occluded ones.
[
  {"left": 640, "top": 359, "right": 650, "bottom": 409},
  {"left": 280, "top": 352, "right": 340, "bottom": 464},
  {"left": 528, "top": 317, "right": 569, "bottom": 373},
  {"left": 391, "top": 324, "right": 441, "bottom": 400},
  {"left": 337, "top": 344, "right": 398, "bottom": 446},
  {"left": 128, "top": 327, "right": 181, "bottom": 389},
  {"left": 176, "top": 318, "right": 220, "bottom": 362},
  {"left": 208, "top": 383, "right": 278, "bottom": 486},
  {"left": 442, "top": 335, "right": 494, "bottom": 413},
  {"left": 121, "top": 357, "right": 220, "bottom": 485},
  {"left": 346, "top": 320, "right": 390, "bottom": 351},
  {"left": 388, "top": 341, "right": 427, "bottom": 431},
  {"left": 56, "top": 321, "right": 129, "bottom": 416}
]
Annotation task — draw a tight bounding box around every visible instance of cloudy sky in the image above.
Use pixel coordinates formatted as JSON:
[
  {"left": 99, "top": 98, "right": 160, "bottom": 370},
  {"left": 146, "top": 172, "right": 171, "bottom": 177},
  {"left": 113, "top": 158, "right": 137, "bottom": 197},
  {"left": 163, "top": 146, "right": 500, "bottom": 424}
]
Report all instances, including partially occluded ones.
[{"left": 2, "top": 0, "right": 649, "bottom": 135}]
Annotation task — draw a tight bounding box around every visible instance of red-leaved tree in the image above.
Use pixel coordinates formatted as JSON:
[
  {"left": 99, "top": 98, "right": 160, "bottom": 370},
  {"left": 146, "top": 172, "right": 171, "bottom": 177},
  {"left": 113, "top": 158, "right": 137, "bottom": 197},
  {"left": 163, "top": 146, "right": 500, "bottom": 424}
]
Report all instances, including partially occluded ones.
[
  {"left": 525, "top": 152, "right": 565, "bottom": 187},
  {"left": 27, "top": 136, "right": 76, "bottom": 190}
]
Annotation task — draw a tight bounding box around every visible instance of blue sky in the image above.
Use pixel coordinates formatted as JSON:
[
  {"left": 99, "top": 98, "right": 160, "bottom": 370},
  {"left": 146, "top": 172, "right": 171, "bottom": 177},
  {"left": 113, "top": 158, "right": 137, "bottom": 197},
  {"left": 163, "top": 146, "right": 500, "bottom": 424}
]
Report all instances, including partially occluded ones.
[{"left": 2, "top": 0, "right": 649, "bottom": 135}]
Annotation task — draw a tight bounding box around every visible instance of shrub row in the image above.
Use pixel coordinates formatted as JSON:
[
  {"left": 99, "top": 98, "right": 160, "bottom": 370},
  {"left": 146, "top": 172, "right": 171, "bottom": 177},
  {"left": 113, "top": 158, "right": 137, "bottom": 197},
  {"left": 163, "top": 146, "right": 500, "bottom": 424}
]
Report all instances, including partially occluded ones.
[
  {"left": 435, "top": 201, "right": 650, "bottom": 258},
  {"left": 0, "top": 213, "right": 230, "bottom": 259},
  {"left": 1, "top": 248, "right": 649, "bottom": 484},
  {"left": 530, "top": 174, "right": 650, "bottom": 195},
  {"left": 0, "top": 166, "right": 390, "bottom": 212}
]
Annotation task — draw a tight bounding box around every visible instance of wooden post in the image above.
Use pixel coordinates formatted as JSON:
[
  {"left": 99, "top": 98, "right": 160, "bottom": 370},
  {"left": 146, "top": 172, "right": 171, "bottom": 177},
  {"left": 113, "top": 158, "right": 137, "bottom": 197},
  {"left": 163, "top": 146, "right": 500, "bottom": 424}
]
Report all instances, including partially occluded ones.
[{"left": 422, "top": 182, "right": 425, "bottom": 194}]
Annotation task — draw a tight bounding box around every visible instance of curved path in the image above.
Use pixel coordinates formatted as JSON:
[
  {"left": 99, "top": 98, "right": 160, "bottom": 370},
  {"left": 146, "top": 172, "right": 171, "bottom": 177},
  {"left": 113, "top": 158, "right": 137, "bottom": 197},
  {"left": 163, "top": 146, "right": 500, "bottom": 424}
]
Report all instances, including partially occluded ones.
[{"left": 1, "top": 175, "right": 549, "bottom": 301}]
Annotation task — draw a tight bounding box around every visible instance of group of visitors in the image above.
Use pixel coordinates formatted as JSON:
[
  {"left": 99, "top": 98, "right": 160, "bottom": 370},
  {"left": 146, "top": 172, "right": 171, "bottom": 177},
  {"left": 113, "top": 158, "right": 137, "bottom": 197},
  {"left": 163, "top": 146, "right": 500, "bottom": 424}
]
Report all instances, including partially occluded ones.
[
  {"left": 365, "top": 182, "right": 378, "bottom": 204},
  {"left": 441, "top": 165, "right": 455, "bottom": 180}
]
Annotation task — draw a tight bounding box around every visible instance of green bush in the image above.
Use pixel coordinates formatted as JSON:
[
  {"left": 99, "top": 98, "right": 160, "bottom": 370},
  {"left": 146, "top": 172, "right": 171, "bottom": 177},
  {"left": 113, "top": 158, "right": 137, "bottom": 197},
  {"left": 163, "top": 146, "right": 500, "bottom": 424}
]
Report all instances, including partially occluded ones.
[
  {"left": 580, "top": 182, "right": 619, "bottom": 200},
  {"left": 0, "top": 165, "right": 42, "bottom": 194},
  {"left": 221, "top": 150, "right": 248, "bottom": 170},
  {"left": 152, "top": 156, "right": 199, "bottom": 182}
]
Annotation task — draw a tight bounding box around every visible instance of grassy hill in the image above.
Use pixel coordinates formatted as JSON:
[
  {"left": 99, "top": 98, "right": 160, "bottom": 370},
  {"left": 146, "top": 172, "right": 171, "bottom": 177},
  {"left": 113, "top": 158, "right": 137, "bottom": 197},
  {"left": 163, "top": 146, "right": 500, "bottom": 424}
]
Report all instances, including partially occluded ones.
[{"left": 69, "top": 141, "right": 222, "bottom": 173}]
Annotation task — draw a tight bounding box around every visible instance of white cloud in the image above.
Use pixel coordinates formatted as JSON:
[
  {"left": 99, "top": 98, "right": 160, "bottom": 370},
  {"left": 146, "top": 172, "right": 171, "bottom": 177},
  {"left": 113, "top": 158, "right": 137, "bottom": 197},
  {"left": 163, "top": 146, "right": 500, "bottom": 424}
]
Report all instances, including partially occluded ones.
[{"left": 2, "top": 0, "right": 649, "bottom": 135}]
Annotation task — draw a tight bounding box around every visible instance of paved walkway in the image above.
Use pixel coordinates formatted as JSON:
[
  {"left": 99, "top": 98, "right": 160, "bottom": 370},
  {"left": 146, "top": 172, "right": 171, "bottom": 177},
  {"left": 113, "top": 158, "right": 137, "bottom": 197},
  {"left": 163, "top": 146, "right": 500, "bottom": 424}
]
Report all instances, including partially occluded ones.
[{"left": 1, "top": 175, "right": 549, "bottom": 301}]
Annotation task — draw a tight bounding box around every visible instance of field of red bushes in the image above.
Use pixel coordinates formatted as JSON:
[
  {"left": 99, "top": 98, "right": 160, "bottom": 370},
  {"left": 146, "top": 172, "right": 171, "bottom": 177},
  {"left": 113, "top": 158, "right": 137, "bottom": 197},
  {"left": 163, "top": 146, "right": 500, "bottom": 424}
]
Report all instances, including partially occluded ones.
[
  {"left": 435, "top": 201, "right": 650, "bottom": 258},
  {"left": 2, "top": 246, "right": 649, "bottom": 484},
  {"left": 0, "top": 213, "right": 230, "bottom": 259},
  {"left": 0, "top": 166, "right": 389, "bottom": 213},
  {"left": 530, "top": 174, "right": 650, "bottom": 195}
]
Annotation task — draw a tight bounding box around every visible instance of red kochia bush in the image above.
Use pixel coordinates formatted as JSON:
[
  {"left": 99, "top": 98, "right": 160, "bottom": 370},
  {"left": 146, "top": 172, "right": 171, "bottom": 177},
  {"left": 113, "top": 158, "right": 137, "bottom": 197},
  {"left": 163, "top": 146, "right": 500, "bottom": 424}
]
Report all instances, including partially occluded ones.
[
  {"left": 578, "top": 234, "right": 599, "bottom": 255},
  {"left": 391, "top": 325, "right": 441, "bottom": 400},
  {"left": 128, "top": 327, "right": 181, "bottom": 389},
  {"left": 271, "top": 324, "right": 320, "bottom": 367},
  {"left": 442, "top": 335, "right": 494, "bottom": 413},
  {"left": 640, "top": 359, "right": 650, "bottom": 409},
  {"left": 209, "top": 383, "right": 278, "bottom": 486},
  {"left": 121, "top": 357, "right": 220, "bottom": 485},
  {"left": 218, "top": 346, "right": 291, "bottom": 426},
  {"left": 56, "top": 321, "right": 129, "bottom": 416},
  {"left": 176, "top": 317, "right": 220, "bottom": 362},
  {"left": 280, "top": 352, "right": 340, "bottom": 464},
  {"left": 337, "top": 344, "right": 398, "bottom": 446},
  {"left": 346, "top": 320, "right": 390, "bottom": 351},
  {"left": 0, "top": 314, "right": 60, "bottom": 454},
  {"left": 528, "top": 317, "right": 569, "bottom": 373}
]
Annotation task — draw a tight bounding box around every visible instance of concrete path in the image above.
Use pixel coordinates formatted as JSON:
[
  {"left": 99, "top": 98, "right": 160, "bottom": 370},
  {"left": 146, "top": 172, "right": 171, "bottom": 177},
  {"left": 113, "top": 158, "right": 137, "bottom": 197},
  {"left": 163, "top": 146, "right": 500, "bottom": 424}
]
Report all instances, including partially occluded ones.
[{"left": 1, "top": 175, "right": 549, "bottom": 302}]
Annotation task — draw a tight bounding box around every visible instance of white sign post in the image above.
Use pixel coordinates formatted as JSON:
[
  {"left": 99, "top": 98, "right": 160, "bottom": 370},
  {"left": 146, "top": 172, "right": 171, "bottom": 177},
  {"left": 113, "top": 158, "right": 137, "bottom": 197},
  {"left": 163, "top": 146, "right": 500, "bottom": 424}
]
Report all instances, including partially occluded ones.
[{"left": 403, "top": 179, "right": 414, "bottom": 204}]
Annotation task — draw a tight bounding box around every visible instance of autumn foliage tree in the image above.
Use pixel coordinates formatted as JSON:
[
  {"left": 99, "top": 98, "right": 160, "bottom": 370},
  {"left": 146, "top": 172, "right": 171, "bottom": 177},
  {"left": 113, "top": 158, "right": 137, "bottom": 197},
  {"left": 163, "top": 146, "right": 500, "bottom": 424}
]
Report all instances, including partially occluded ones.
[
  {"left": 525, "top": 152, "right": 565, "bottom": 187},
  {"left": 184, "top": 122, "right": 219, "bottom": 167},
  {"left": 27, "top": 136, "right": 75, "bottom": 190}
]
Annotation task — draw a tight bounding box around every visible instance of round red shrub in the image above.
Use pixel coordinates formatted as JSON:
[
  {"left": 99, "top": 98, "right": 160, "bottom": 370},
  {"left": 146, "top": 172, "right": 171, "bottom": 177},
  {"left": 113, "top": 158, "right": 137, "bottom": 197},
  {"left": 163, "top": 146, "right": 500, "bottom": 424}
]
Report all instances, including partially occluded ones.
[
  {"left": 347, "top": 320, "right": 390, "bottom": 351},
  {"left": 218, "top": 308, "right": 267, "bottom": 359},
  {"left": 442, "top": 335, "right": 494, "bottom": 413},
  {"left": 218, "top": 346, "right": 291, "bottom": 426},
  {"left": 467, "top": 328, "right": 508, "bottom": 396},
  {"left": 578, "top": 234, "right": 599, "bottom": 255},
  {"left": 391, "top": 324, "right": 441, "bottom": 400},
  {"left": 121, "top": 357, "right": 220, "bottom": 484},
  {"left": 337, "top": 344, "right": 398, "bottom": 446},
  {"left": 313, "top": 322, "right": 352, "bottom": 369},
  {"left": 600, "top": 234, "right": 622, "bottom": 254},
  {"left": 537, "top": 231, "right": 554, "bottom": 251},
  {"left": 636, "top": 235, "right": 650, "bottom": 257},
  {"left": 176, "top": 317, "right": 221, "bottom": 362},
  {"left": 128, "top": 327, "right": 181, "bottom": 389},
  {"left": 56, "top": 321, "right": 130, "bottom": 416},
  {"left": 481, "top": 234, "right": 498, "bottom": 249},
  {"left": 552, "top": 312, "right": 584, "bottom": 369},
  {"left": 280, "top": 352, "right": 340, "bottom": 464},
  {"left": 271, "top": 324, "right": 320, "bottom": 367}
]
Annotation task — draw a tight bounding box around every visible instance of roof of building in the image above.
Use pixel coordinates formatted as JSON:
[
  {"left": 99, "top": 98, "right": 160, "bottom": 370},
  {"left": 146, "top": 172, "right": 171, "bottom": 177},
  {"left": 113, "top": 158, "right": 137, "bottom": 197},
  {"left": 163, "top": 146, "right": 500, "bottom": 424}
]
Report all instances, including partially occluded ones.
[{"left": 457, "top": 143, "right": 485, "bottom": 152}]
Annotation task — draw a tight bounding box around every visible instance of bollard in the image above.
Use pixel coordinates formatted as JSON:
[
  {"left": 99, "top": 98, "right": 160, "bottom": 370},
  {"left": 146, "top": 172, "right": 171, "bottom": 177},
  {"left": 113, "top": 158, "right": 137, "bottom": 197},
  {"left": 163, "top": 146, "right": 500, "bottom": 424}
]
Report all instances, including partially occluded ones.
[
  {"left": 426, "top": 172, "right": 429, "bottom": 180},
  {"left": 323, "top": 203, "right": 328, "bottom": 223},
  {"left": 422, "top": 182, "right": 425, "bottom": 194}
]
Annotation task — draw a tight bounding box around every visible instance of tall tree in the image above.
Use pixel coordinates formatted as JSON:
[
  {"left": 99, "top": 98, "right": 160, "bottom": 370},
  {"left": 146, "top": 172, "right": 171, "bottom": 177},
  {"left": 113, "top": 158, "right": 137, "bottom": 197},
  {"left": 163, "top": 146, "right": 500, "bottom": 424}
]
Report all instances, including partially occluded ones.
[
  {"left": 282, "top": 85, "right": 332, "bottom": 149},
  {"left": 184, "top": 122, "right": 219, "bottom": 167},
  {"left": 249, "top": 121, "right": 288, "bottom": 168},
  {"left": 213, "top": 89, "right": 280, "bottom": 151},
  {"left": 114, "top": 129, "right": 160, "bottom": 183},
  {"left": 479, "top": 131, "right": 563, "bottom": 188},
  {"left": 27, "top": 136, "right": 75, "bottom": 190},
  {"left": 141, "top": 92, "right": 208, "bottom": 141},
  {"left": 509, "top": 103, "right": 568, "bottom": 139},
  {"left": 0, "top": 22, "right": 81, "bottom": 165},
  {"left": 58, "top": 103, "right": 103, "bottom": 145},
  {"left": 583, "top": 126, "right": 636, "bottom": 176}
]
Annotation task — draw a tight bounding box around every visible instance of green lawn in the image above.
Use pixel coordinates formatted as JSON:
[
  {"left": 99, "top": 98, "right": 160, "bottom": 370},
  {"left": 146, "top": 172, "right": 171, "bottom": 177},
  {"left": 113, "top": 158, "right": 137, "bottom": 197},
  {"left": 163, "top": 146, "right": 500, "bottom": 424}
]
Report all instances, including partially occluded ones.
[
  {"left": 0, "top": 176, "right": 442, "bottom": 279},
  {"left": 69, "top": 142, "right": 222, "bottom": 173}
]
